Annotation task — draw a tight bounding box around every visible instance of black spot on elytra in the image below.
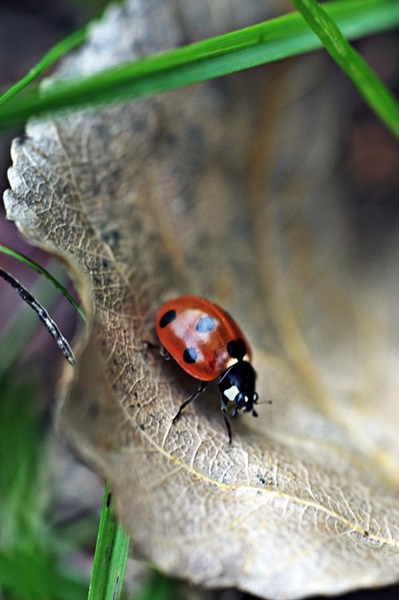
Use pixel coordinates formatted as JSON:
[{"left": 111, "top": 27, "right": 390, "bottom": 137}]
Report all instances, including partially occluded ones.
[
  {"left": 183, "top": 347, "right": 197, "bottom": 363},
  {"left": 159, "top": 309, "right": 176, "bottom": 328},
  {"left": 227, "top": 338, "right": 247, "bottom": 360},
  {"left": 196, "top": 315, "right": 216, "bottom": 333}
]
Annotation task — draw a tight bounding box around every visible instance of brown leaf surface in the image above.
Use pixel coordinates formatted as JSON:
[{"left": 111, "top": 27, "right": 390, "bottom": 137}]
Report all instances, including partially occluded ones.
[{"left": 4, "top": 0, "right": 399, "bottom": 598}]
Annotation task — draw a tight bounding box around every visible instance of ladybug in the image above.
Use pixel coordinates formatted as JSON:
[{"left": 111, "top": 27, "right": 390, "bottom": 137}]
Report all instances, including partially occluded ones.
[{"left": 155, "top": 295, "right": 258, "bottom": 443}]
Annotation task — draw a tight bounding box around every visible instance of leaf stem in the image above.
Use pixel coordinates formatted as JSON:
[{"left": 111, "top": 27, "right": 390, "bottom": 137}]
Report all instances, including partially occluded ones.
[{"left": 0, "top": 267, "right": 77, "bottom": 368}]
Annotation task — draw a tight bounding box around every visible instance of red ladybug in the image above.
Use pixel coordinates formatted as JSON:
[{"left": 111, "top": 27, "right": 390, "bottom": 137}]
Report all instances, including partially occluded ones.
[{"left": 155, "top": 295, "right": 258, "bottom": 442}]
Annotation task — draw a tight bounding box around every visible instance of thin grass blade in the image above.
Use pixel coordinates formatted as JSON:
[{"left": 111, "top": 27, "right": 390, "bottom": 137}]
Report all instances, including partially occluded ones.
[
  {"left": 88, "top": 483, "right": 130, "bottom": 600},
  {"left": 292, "top": 0, "right": 399, "bottom": 137},
  {"left": 0, "top": 0, "right": 398, "bottom": 131}
]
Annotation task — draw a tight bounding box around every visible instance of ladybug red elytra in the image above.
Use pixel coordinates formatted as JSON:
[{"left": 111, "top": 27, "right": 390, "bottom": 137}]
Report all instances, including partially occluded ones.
[{"left": 155, "top": 295, "right": 258, "bottom": 443}]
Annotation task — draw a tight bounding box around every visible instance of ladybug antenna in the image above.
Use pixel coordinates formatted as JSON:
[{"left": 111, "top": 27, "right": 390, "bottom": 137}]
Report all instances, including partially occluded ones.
[{"left": 255, "top": 399, "right": 272, "bottom": 406}]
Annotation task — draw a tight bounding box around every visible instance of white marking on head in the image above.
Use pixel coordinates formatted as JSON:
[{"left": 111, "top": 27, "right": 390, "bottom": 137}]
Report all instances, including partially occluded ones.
[
  {"left": 226, "top": 357, "right": 238, "bottom": 369},
  {"left": 224, "top": 385, "right": 240, "bottom": 402},
  {"left": 226, "top": 354, "right": 250, "bottom": 369}
]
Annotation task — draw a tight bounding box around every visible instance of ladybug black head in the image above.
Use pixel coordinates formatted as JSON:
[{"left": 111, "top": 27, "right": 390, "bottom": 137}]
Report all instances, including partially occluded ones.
[{"left": 218, "top": 360, "right": 258, "bottom": 418}]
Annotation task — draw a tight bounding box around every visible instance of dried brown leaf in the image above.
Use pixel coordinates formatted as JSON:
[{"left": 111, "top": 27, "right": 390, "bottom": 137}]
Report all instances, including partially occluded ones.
[{"left": 4, "top": 1, "right": 399, "bottom": 599}]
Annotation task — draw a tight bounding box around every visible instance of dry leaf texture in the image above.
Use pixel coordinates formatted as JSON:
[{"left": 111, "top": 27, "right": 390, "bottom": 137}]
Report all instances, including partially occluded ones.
[{"left": 4, "top": 0, "right": 399, "bottom": 598}]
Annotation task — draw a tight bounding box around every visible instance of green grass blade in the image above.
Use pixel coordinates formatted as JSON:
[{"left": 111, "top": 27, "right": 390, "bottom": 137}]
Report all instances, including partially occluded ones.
[
  {"left": 292, "top": 0, "right": 399, "bottom": 137},
  {"left": 88, "top": 483, "right": 130, "bottom": 600},
  {"left": 0, "top": 0, "right": 398, "bottom": 131},
  {"left": 0, "top": 245, "right": 86, "bottom": 321},
  {"left": 0, "top": 246, "right": 86, "bottom": 321},
  {"left": 0, "top": 25, "right": 88, "bottom": 108}
]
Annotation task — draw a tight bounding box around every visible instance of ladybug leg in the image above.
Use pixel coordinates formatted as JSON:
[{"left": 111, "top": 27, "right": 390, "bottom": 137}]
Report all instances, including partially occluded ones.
[
  {"left": 160, "top": 346, "right": 171, "bottom": 360},
  {"left": 172, "top": 381, "right": 208, "bottom": 424},
  {"left": 221, "top": 397, "right": 232, "bottom": 444},
  {"left": 142, "top": 340, "right": 170, "bottom": 360}
]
